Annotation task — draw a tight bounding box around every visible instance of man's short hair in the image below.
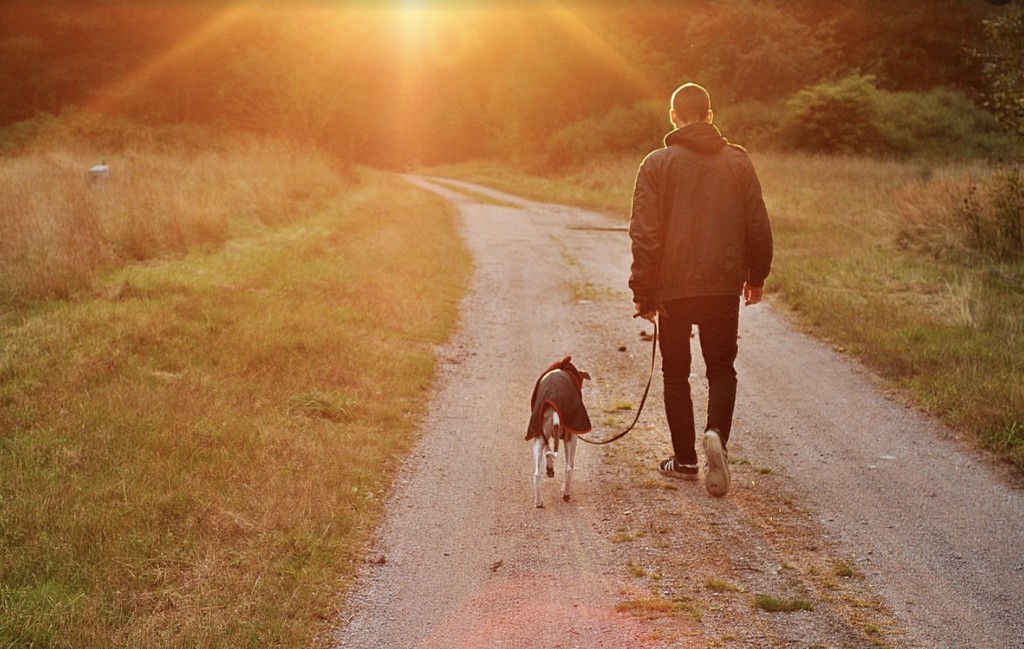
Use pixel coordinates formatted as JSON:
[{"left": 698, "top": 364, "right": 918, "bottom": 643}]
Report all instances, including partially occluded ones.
[{"left": 671, "top": 83, "right": 711, "bottom": 123}]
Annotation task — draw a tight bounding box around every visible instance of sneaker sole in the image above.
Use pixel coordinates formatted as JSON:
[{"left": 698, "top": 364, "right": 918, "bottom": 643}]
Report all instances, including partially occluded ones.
[
  {"left": 703, "top": 431, "right": 730, "bottom": 497},
  {"left": 660, "top": 470, "right": 699, "bottom": 481}
]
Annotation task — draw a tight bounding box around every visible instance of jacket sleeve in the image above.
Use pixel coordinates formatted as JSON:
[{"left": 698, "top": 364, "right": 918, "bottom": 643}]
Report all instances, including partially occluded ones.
[
  {"left": 628, "top": 158, "right": 662, "bottom": 307},
  {"left": 741, "top": 160, "right": 773, "bottom": 288}
]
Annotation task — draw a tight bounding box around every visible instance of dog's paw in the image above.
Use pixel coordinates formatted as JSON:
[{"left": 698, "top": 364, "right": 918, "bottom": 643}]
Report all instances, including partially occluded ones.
[
  {"left": 562, "top": 494, "right": 571, "bottom": 502},
  {"left": 535, "top": 503, "right": 545, "bottom": 509},
  {"left": 546, "top": 467, "right": 554, "bottom": 478}
]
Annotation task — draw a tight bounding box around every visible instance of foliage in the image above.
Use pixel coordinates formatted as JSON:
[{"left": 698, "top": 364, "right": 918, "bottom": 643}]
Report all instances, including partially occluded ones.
[
  {"left": 783, "top": 75, "right": 883, "bottom": 155},
  {"left": 545, "top": 100, "right": 665, "bottom": 169},
  {"left": 0, "top": 107, "right": 213, "bottom": 157},
  {"left": 782, "top": 75, "right": 1019, "bottom": 159},
  {"left": 0, "top": 2, "right": 1010, "bottom": 167},
  {"left": 713, "top": 100, "right": 786, "bottom": 151},
  {"left": 668, "top": 2, "right": 840, "bottom": 104},
  {"left": 805, "top": 0, "right": 988, "bottom": 92},
  {"left": 970, "top": 6, "right": 1024, "bottom": 139},
  {"left": 874, "top": 87, "right": 1017, "bottom": 160}
]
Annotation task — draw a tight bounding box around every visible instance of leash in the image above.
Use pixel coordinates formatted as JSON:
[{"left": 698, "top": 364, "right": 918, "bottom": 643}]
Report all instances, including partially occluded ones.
[{"left": 578, "top": 317, "right": 658, "bottom": 445}]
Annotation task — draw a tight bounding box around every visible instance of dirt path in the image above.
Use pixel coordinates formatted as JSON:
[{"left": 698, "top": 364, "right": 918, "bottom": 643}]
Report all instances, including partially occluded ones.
[{"left": 332, "top": 177, "right": 1024, "bottom": 649}]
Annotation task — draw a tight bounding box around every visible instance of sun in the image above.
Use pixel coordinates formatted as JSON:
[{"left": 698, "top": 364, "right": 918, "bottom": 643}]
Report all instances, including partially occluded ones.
[{"left": 396, "top": 1, "right": 481, "bottom": 69}]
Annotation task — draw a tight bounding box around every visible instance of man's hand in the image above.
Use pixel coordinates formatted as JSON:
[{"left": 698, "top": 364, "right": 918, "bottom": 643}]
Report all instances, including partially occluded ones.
[
  {"left": 633, "top": 302, "right": 656, "bottom": 322},
  {"left": 743, "top": 283, "right": 764, "bottom": 306}
]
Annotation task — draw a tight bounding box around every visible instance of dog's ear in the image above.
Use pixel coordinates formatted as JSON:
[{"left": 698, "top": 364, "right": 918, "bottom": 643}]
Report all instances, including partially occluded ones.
[{"left": 579, "top": 370, "right": 591, "bottom": 381}]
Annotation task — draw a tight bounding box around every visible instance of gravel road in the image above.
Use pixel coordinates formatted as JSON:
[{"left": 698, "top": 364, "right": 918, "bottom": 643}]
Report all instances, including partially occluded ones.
[{"left": 332, "top": 176, "right": 1024, "bottom": 649}]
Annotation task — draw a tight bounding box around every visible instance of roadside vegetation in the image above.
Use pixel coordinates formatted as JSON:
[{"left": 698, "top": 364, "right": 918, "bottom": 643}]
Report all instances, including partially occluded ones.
[
  {"left": 430, "top": 153, "right": 1024, "bottom": 472},
  {"left": 0, "top": 115, "right": 344, "bottom": 302},
  {"left": 3, "top": 3, "right": 1022, "bottom": 646},
  {"left": 0, "top": 129, "right": 471, "bottom": 646}
]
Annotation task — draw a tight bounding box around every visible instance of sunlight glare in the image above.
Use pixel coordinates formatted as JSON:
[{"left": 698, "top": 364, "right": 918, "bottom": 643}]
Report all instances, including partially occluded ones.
[
  {"left": 85, "top": 2, "right": 258, "bottom": 115},
  {"left": 543, "top": 3, "right": 658, "bottom": 99}
]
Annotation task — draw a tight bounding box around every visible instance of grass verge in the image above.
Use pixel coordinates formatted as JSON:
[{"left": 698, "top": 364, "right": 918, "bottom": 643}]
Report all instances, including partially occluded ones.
[
  {"left": 0, "top": 135, "right": 340, "bottom": 302},
  {"left": 0, "top": 169, "right": 471, "bottom": 646},
  {"left": 431, "top": 154, "right": 1024, "bottom": 472},
  {"left": 753, "top": 594, "right": 815, "bottom": 613}
]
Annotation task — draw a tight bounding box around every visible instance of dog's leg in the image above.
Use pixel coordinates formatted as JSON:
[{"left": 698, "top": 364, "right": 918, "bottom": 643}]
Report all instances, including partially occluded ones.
[
  {"left": 532, "top": 435, "right": 546, "bottom": 508},
  {"left": 562, "top": 431, "right": 576, "bottom": 502}
]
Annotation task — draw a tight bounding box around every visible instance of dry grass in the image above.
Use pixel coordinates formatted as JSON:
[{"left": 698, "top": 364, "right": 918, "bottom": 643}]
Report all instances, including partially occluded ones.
[
  {"left": 616, "top": 595, "right": 684, "bottom": 620},
  {"left": 0, "top": 153, "right": 471, "bottom": 647},
  {"left": 0, "top": 139, "right": 340, "bottom": 301},
  {"left": 896, "top": 163, "right": 1024, "bottom": 263}
]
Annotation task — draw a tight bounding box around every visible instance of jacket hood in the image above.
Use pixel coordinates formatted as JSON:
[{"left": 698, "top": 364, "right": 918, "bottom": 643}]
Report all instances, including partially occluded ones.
[{"left": 664, "top": 122, "right": 729, "bottom": 154}]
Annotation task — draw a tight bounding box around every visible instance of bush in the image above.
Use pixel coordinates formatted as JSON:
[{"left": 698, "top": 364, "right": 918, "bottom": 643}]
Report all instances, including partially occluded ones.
[
  {"left": 783, "top": 75, "right": 1020, "bottom": 159},
  {"left": 876, "top": 87, "right": 1018, "bottom": 160},
  {"left": 545, "top": 100, "right": 666, "bottom": 169},
  {"left": 714, "top": 100, "right": 786, "bottom": 150},
  {"left": 0, "top": 108, "right": 215, "bottom": 158},
  {"left": 783, "top": 75, "right": 883, "bottom": 154}
]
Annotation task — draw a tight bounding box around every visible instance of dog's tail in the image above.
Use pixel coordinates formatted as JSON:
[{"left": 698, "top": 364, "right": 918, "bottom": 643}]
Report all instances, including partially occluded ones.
[{"left": 544, "top": 408, "right": 561, "bottom": 458}]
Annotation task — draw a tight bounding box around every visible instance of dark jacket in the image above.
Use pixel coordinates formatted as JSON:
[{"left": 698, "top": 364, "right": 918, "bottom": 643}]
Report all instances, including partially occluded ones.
[
  {"left": 525, "top": 356, "right": 592, "bottom": 441},
  {"left": 628, "top": 122, "right": 773, "bottom": 310}
]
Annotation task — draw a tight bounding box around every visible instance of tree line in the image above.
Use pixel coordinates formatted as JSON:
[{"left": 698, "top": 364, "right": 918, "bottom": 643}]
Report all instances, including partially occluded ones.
[{"left": 0, "top": 1, "right": 1019, "bottom": 167}]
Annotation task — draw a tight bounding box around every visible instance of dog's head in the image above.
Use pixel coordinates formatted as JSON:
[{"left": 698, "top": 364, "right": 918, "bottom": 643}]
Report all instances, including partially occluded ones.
[
  {"left": 531, "top": 356, "right": 590, "bottom": 405},
  {"left": 545, "top": 356, "right": 589, "bottom": 389}
]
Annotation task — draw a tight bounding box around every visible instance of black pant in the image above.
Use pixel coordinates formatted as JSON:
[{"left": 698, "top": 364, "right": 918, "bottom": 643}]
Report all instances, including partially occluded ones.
[{"left": 658, "top": 295, "right": 739, "bottom": 465}]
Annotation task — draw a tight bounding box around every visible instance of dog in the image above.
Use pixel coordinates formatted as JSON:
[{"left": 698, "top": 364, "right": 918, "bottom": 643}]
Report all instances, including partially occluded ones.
[{"left": 525, "top": 356, "right": 592, "bottom": 508}]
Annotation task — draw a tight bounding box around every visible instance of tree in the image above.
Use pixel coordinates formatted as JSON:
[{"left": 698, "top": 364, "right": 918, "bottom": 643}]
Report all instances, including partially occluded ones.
[{"left": 972, "top": 6, "right": 1024, "bottom": 139}]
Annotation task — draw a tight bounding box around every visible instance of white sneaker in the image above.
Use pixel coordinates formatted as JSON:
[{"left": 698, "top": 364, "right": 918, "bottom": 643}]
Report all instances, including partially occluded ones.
[{"left": 702, "top": 430, "right": 730, "bottom": 497}]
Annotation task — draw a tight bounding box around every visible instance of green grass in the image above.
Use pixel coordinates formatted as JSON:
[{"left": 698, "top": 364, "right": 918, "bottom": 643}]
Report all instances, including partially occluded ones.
[
  {"left": 570, "top": 280, "right": 621, "bottom": 302},
  {"left": 833, "top": 560, "right": 857, "bottom": 578},
  {"left": 0, "top": 168, "right": 471, "bottom": 646},
  {"left": 433, "top": 154, "right": 1024, "bottom": 472},
  {"left": 616, "top": 595, "right": 684, "bottom": 620},
  {"left": 753, "top": 594, "right": 816, "bottom": 613},
  {"left": 625, "top": 560, "right": 661, "bottom": 580}
]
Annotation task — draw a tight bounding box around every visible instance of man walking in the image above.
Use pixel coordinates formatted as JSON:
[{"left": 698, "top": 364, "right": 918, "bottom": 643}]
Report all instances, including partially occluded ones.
[{"left": 629, "top": 83, "right": 773, "bottom": 497}]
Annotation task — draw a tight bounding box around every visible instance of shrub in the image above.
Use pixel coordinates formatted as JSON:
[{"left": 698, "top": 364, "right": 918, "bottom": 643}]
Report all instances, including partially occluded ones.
[
  {"left": 545, "top": 100, "right": 666, "bottom": 169},
  {"left": 876, "top": 87, "right": 1018, "bottom": 160},
  {"left": 714, "top": 100, "right": 786, "bottom": 150},
  {"left": 782, "top": 75, "right": 1020, "bottom": 159},
  {"left": 783, "top": 74, "right": 884, "bottom": 155},
  {"left": 0, "top": 108, "right": 213, "bottom": 158}
]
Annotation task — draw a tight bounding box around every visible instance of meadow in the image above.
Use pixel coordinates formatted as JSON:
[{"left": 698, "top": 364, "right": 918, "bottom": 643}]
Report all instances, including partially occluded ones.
[
  {"left": 0, "top": 140, "right": 471, "bottom": 646},
  {"left": 432, "top": 154, "right": 1024, "bottom": 472},
  {"left": 3, "top": 134, "right": 1021, "bottom": 647}
]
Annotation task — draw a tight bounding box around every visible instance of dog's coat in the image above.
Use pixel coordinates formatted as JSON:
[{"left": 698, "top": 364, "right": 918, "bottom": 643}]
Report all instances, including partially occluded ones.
[{"left": 525, "top": 356, "right": 592, "bottom": 441}]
